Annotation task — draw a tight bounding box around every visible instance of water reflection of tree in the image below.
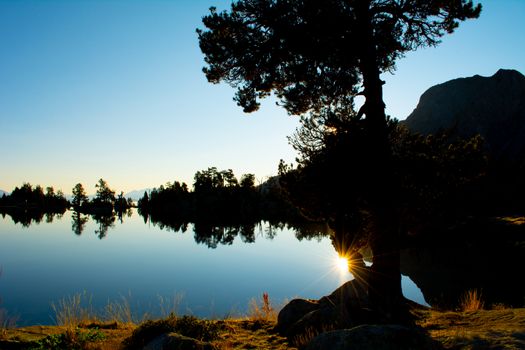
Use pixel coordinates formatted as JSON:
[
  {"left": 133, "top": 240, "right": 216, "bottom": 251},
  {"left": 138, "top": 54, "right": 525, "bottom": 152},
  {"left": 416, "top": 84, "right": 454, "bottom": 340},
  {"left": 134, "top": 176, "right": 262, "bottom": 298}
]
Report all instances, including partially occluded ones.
[
  {"left": 291, "top": 222, "right": 331, "bottom": 242},
  {"left": 92, "top": 213, "right": 116, "bottom": 239},
  {"left": 401, "top": 219, "right": 525, "bottom": 309},
  {"left": 71, "top": 211, "right": 89, "bottom": 236},
  {"left": 142, "top": 211, "right": 331, "bottom": 249},
  {"left": 0, "top": 207, "right": 65, "bottom": 227},
  {"left": 117, "top": 208, "right": 133, "bottom": 224},
  {"left": 193, "top": 222, "right": 241, "bottom": 248}
]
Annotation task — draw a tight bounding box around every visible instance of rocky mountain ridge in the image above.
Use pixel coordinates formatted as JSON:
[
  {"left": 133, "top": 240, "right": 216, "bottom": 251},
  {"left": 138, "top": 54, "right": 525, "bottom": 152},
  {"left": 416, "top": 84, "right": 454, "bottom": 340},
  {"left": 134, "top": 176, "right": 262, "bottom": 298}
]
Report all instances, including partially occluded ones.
[{"left": 404, "top": 69, "right": 525, "bottom": 162}]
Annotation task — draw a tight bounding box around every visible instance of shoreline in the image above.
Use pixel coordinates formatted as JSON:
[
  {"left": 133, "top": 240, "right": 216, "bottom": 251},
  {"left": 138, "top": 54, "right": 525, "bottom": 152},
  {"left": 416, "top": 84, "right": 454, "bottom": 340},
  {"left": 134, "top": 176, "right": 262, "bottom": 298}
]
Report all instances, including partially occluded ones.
[{"left": 1, "top": 307, "right": 524, "bottom": 349}]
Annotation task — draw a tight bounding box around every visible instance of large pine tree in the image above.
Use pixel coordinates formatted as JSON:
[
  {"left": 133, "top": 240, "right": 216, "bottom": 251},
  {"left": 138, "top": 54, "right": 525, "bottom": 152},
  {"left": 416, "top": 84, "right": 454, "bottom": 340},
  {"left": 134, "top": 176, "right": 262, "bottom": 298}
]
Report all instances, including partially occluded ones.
[{"left": 198, "top": 0, "right": 481, "bottom": 321}]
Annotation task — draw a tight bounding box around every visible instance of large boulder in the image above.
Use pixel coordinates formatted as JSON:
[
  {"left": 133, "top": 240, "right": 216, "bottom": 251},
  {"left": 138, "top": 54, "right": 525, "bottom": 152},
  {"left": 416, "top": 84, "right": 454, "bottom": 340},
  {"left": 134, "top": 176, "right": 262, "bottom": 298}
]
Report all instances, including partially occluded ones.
[
  {"left": 304, "top": 324, "right": 441, "bottom": 350},
  {"left": 276, "top": 298, "right": 320, "bottom": 333},
  {"left": 276, "top": 279, "right": 371, "bottom": 339}
]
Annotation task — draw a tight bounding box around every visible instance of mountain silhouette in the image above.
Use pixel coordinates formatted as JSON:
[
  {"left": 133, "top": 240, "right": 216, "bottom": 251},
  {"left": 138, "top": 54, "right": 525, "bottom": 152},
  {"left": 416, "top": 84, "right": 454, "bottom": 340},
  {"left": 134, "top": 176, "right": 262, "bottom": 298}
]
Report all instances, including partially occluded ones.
[
  {"left": 125, "top": 189, "right": 152, "bottom": 201},
  {"left": 404, "top": 69, "right": 525, "bottom": 162}
]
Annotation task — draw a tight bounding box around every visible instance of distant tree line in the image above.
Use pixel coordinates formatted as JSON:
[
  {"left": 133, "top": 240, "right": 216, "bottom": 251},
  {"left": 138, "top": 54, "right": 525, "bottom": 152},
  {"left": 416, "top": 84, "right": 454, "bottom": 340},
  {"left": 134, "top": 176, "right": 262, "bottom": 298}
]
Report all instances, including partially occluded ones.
[
  {"left": 0, "top": 179, "right": 133, "bottom": 227},
  {"left": 137, "top": 167, "right": 302, "bottom": 227},
  {"left": 0, "top": 183, "right": 68, "bottom": 210},
  {"left": 0, "top": 183, "right": 69, "bottom": 226},
  {"left": 71, "top": 179, "right": 133, "bottom": 215}
]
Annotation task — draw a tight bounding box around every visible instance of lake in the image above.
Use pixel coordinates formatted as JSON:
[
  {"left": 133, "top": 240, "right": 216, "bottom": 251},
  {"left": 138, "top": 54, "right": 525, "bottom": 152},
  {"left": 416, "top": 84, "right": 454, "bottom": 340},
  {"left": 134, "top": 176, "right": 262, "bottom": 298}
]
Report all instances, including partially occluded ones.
[{"left": 1, "top": 209, "right": 427, "bottom": 325}]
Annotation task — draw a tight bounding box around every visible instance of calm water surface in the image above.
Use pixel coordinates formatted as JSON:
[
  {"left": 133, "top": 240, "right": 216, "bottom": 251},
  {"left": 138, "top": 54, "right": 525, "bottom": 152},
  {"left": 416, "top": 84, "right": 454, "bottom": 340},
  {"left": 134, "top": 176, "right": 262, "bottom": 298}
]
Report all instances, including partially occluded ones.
[{"left": 0, "top": 210, "right": 425, "bottom": 325}]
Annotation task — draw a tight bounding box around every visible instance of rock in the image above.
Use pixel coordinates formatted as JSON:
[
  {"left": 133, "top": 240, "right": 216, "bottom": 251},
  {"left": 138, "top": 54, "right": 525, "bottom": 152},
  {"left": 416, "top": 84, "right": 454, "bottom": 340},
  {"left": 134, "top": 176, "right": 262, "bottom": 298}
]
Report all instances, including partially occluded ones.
[
  {"left": 303, "top": 324, "right": 441, "bottom": 350},
  {"left": 321, "top": 278, "right": 369, "bottom": 308},
  {"left": 276, "top": 298, "right": 320, "bottom": 333},
  {"left": 143, "top": 332, "right": 217, "bottom": 350},
  {"left": 276, "top": 279, "right": 370, "bottom": 338}
]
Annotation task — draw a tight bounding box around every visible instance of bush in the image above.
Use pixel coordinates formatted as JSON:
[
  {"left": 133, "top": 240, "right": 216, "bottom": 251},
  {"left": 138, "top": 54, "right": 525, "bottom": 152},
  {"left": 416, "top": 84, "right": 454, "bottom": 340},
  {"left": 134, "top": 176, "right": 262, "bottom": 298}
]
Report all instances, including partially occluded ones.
[
  {"left": 123, "top": 315, "right": 221, "bottom": 350},
  {"left": 33, "top": 328, "right": 106, "bottom": 350}
]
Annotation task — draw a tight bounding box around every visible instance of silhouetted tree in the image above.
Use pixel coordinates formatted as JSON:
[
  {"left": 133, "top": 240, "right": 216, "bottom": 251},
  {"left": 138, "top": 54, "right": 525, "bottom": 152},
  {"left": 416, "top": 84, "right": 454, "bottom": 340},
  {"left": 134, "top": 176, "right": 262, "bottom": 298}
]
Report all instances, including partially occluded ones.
[
  {"left": 137, "top": 191, "right": 149, "bottom": 218},
  {"left": 72, "top": 183, "right": 89, "bottom": 209},
  {"left": 94, "top": 179, "right": 115, "bottom": 204},
  {"left": 137, "top": 167, "right": 300, "bottom": 230},
  {"left": 0, "top": 183, "right": 68, "bottom": 224},
  {"left": 240, "top": 174, "right": 255, "bottom": 189},
  {"left": 45, "top": 186, "right": 55, "bottom": 198},
  {"left": 198, "top": 0, "right": 481, "bottom": 321},
  {"left": 194, "top": 167, "right": 224, "bottom": 192},
  {"left": 222, "top": 169, "right": 239, "bottom": 188},
  {"left": 114, "top": 191, "right": 132, "bottom": 213}
]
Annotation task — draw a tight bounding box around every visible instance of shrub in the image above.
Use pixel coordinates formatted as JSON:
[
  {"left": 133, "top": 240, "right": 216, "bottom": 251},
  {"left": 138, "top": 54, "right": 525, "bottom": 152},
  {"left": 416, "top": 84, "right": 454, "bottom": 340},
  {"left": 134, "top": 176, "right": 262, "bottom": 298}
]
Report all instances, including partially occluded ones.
[
  {"left": 460, "top": 289, "right": 484, "bottom": 312},
  {"left": 33, "top": 328, "right": 106, "bottom": 350},
  {"left": 123, "top": 315, "right": 221, "bottom": 350}
]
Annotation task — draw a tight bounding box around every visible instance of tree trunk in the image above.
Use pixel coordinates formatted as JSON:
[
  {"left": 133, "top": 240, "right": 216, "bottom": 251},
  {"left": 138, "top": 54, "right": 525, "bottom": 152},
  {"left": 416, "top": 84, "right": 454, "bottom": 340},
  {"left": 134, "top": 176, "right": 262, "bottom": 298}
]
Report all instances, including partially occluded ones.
[{"left": 355, "top": 0, "right": 404, "bottom": 323}]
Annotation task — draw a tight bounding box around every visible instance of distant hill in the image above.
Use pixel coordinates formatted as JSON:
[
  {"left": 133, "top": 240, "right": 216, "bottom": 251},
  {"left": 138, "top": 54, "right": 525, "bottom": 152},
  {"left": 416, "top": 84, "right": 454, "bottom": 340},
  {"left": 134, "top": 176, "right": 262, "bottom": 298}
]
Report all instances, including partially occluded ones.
[
  {"left": 125, "top": 189, "right": 152, "bottom": 201},
  {"left": 404, "top": 69, "right": 525, "bottom": 162}
]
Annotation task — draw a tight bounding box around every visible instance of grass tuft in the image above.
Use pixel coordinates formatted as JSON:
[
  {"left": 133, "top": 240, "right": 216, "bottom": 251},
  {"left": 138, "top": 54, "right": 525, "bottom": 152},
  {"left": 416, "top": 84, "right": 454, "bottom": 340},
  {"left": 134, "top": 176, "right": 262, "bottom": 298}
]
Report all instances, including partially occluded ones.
[
  {"left": 248, "top": 292, "right": 278, "bottom": 322},
  {"left": 0, "top": 267, "right": 17, "bottom": 336},
  {"left": 460, "top": 289, "right": 484, "bottom": 312},
  {"left": 291, "top": 324, "right": 335, "bottom": 348},
  {"left": 157, "top": 292, "right": 183, "bottom": 319},
  {"left": 1, "top": 309, "right": 17, "bottom": 338},
  {"left": 103, "top": 293, "right": 143, "bottom": 324},
  {"left": 51, "top": 291, "right": 96, "bottom": 328}
]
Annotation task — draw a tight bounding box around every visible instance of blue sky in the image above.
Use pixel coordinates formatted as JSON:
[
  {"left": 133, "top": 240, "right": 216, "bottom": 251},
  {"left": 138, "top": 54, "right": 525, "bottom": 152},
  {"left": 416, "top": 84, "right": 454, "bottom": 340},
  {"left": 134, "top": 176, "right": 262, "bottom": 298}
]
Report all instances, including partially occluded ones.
[{"left": 1, "top": 0, "right": 524, "bottom": 195}]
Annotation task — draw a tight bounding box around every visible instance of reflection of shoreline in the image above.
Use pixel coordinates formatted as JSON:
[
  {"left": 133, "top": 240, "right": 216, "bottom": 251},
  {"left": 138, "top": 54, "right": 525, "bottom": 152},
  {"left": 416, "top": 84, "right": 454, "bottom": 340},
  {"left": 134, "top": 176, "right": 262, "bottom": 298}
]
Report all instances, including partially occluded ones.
[
  {"left": 330, "top": 217, "right": 525, "bottom": 310},
  {"left": 0, "top": 206, "right": 66, "bottom": 227},
  {"left": 2, "top": 207, "right": 330, "bottom": 247},
  {"left": 3, "top": 207, "right": 523, "bottom": 309},
  {"left": 0, "top": 215, "right": 340, "bottom": 326},
  {"left": 148, "top": 216, "right": 330, "bottom": 249},
  {"left": 401, "top": 229, "right": 525, "bottom": 309}
]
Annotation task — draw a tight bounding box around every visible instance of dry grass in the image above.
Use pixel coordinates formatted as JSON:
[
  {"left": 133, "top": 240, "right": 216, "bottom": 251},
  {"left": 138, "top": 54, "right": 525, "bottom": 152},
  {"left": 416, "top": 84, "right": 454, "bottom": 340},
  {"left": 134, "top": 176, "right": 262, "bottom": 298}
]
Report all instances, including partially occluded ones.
[
  {"left": 0, "top": 268, "right": 18, "bottom": 336},
  {"left": 212, "top": 319, "right": 295, "bottom": 350},
  {"left": 51, "top": 291, "right": 97, "bottom": 328},
  {"left": 414, "top": 307, "right": 525, "bottom": 349},
  {"left": 8, "top": 287, "right": 523, "bottom": 349},
  {"left": 490, "top": 302, "right": 509, "bottom": 310},
  {"left": 460, "top": 289, "right": 484, "bottom": 312},
  {"left": 247, "top": 292, "right": 279, "bottom": 322},
  {"left": 157, "top": 292, "right": 183, "bottom": 318},
  {"left": 104, "top": 293, "right": 141, "bottom": 325},
  {"left": 1, "top": 293, "right": 17, "bottom": 338},
  {"left": 51, "top": 291, "right": 181, "bottom": 328},
  {"left": 497, "top": 216, "right": 525, "bottom": 225},
  {"left": 291, "top": 324, "right": 336, "bottom": 349},
  {"left": 2, "top": 308, "right": 525, "bottom": 349},
  {"left": 0, "top": 308, "right": 17, "bottom": 339}
]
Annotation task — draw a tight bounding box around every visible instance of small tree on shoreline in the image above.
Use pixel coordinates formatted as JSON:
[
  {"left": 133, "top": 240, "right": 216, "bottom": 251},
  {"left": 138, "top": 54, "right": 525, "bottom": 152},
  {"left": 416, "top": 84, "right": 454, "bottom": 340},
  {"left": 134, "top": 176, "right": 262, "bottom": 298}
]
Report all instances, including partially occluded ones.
[
  {"left": 94, "top": 179, "right": 115, "bottom": 206},
  {"left": 72, "top": 183, "right": 88, "bottom": 209}
]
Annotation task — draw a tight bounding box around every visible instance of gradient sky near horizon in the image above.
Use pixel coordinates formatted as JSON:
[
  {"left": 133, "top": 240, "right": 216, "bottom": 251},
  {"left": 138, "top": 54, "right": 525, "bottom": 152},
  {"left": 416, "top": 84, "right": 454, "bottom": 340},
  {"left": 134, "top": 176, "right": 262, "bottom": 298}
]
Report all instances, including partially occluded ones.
[{"left": 1, "top": 0, "right": 524, "bottom": 195}]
